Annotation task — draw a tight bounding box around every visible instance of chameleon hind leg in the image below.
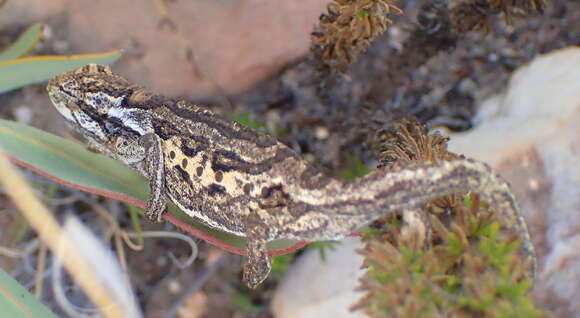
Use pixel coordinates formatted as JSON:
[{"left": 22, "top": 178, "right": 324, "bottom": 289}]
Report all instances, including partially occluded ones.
[{"left": 242, "top": 211, "right": 273, "bottom": 289}]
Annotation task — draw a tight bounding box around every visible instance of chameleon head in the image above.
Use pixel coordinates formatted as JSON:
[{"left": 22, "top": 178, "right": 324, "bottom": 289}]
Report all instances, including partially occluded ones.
[{"left": 47, "top": 64, "right": 154, "bottom": 151}]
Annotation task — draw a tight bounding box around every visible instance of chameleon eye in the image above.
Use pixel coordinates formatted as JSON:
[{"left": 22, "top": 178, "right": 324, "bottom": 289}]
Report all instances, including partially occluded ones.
[{"left": 88, "top": 92, "right": 114, "bottom": 112}]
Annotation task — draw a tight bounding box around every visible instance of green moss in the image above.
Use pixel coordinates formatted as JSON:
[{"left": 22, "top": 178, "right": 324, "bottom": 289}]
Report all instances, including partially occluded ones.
[{"left": 354, "top": 206, "right": 542, "bottom": 317}]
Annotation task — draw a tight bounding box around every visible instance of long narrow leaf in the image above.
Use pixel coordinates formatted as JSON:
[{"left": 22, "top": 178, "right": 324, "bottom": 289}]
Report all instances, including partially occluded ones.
[
  {"left": 0, "top": 268, "right": 58, "bottom": 318},
  {"left": 0, "top": 51, "right": 122, "bottom": 94},
  {"left": 0, "top": 119, "right": 305, "bottom": 255},
  {"left": 0, "top": 23, "right": 43, "bottom": 62}
]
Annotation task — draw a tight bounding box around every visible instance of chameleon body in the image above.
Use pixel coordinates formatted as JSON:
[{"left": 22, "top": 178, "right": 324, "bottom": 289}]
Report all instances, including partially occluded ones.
[{"left": 47, "top": 64, "right": 535, "bottom": 288}]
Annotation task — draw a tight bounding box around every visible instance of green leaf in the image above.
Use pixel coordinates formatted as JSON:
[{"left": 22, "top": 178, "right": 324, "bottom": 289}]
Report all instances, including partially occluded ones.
[
  {"left": 127, "top": 204, "right": 145, "bottom": 247},
  {"left": 7, "top": 214, "right": 29, "bottom": 244},
  {"left": 0, "top": 119, "right": 304, "bottom": 255},
  {"left": 356, "top": 9, "right": 369, "bottom": 19},
  {"left": 305, "top": 241, "right": 340, "bottom": 261},
  {"left": 0, "top": 268, "right": 59, "bottom": 318},
  {"left": 231, "top": 110, "right": 270, "bottom": 134},
  {"left": 0, "top": 51, "right": 122, "bottom": 94},
  {"left": 0, "top": 23, "right": 43, "bottom": 62},
  {"left": 270, "top": 253, "right": 295, "bottom": 281}
]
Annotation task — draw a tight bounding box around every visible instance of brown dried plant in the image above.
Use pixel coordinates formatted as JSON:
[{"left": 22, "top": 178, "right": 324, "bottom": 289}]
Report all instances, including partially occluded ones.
[
  {"left": 311, "top": 0, "right": 401, "bottom": 71},
  {"left": 371, "top": 119, "right": 465, "bottom": 214},
  {"left": 353, "top": 119, "right": 544, "bottom": 317},
  {"left": 311, "top": 0, "right": 547, "bottom": 75},
  {"left": 450, "top": 0, "right": 547, "bottom": 32}
]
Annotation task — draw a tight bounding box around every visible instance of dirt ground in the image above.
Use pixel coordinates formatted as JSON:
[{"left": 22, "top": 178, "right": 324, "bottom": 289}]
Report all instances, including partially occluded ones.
[{"left": 0, "top": 0, "right": 578, "bottom": 317}]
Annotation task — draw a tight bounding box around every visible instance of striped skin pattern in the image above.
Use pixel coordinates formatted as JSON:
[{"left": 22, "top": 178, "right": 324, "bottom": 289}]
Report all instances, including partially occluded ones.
[{"left": 47, "top": 64, "right": 535, "bottom": 288}]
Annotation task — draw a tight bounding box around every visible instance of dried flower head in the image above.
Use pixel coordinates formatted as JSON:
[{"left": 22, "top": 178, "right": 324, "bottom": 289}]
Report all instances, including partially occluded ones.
[
  {"left": 370, "top": 118, "right": 457, "bottom": 166},
  {"left": 311, "top": 0, "right": 402, "bottom": 71},
  {"left": 450, "top": 0, "right": 547, "bottom": 32},
  {"left": 371, "top": 118, "right": 465, "bottom": 215}
]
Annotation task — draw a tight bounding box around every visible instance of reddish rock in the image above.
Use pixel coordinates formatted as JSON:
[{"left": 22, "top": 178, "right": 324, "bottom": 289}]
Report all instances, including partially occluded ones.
[{"left": 1, "top": 0, "right": 328, "bottom": 98}]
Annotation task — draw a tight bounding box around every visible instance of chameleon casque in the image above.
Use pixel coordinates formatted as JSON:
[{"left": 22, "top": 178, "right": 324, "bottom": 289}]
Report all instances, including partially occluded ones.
[{"left": 47, "top": 64, "right": 535, "bottom": 288}]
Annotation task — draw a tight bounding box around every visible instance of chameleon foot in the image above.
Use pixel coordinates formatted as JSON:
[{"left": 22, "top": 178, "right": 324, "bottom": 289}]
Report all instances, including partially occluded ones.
[{"left": 243, "top": 225, "right": 271, "bottom": 289}]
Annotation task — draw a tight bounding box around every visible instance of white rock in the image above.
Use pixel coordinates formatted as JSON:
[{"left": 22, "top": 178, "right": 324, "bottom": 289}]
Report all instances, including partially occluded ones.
[
  {"left": 271, "top": 237, "right": 367, "bottom": 318},
  {"left": 448, "top": 46, "right": 580, "bottom": 317}
]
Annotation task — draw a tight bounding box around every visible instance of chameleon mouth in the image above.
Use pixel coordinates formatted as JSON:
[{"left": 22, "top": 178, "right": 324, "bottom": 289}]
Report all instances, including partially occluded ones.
[
  {"left": 47, "top": 76, "right": 71, "bottom": 104},
  {"left": 46, "top": 78, "right": 60, "bottom": 99}
]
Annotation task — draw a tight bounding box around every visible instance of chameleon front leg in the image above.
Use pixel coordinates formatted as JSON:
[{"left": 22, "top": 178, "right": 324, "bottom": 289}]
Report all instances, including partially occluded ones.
[
  {"left": 138, "top": 133, "right": 167, "bottom": 223},
  {"left": 242, "top": 211, "right": 272, "bottom": 289}
]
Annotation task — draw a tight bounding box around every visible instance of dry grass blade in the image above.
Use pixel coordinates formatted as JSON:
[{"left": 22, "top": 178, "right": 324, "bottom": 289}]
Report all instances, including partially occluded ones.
[{"left": 0, "top": 149, "right": 134, "bottom": 318}]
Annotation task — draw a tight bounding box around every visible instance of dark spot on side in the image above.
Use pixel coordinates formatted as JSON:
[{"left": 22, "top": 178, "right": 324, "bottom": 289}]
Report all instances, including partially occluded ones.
[
  {"left": 258, "top": 185, "right": 289, "bottom": 208},
  {"left": 174, "top": 165, "right": 190, "bottom": 182},
  {"left": 261, "top": 185, "right": 283, "bottom": 198},
  {"left": 243, "top": 183, "right": 254, "bottom": 195},
  {"left": 207, "top": 183, "right": 226, "bottom": 197},
  {"left": 196, "top": 166, "right": 203, "bottom": 177},
  {"left": 169, "top": 151, "right": 176, "bottom": 159},
  {"left": 201, "top": 154, "right": 208, "bottom": 167},
  {"left": 215, "top": 171, "right": 223, "bottom": 182},
  {"left": 182, "top": 158, "right": 188, "bottom": 168}
]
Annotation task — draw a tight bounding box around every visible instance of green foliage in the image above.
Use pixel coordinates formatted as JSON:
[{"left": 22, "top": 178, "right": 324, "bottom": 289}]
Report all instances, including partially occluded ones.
[
  {"left": 337, "top": 153, "right": 369, "bottom": 180},
  {"left": 6, "top": 214, "right": 29, "bottom": 244},
  {"left": 354, "top": 208, "right": 543, "bottom": 318},
  {"left": 231, "top": 110, "right": 270, "bottom": 135},
  {"left": 229, "top": 290, "right": 264, "bottom": 314},
  {"left": 0, "top": 23, "right": 43, "bottom": 62},
  {"left": 355, "top": 119, "right": 541, "bottom": 317},
  {"left": 361, "top": 226, "right": 388, "bottom": 240},
  {"left": 462, "top": 193, "right": 474, "bottom": 208},
  {"left": 0, "top": 52, "right": 122, "bottom": 94},
  {"left": 270, "top": 241, "right": 340, "bottom": 282},
  {"left": 270, "top": 253, "right": 295, "bottom": 281},
  {"left": 356, "top": 9, "right": 370, "bottom": 19},
  {"left": 305, "top": 240, "right": 340, "bottom": 261},
  {"left": 0, "top": 269, "right": 58, "bottom": 318},
  {"left": 0, "top": 23, "right": 121, "bottom": 94},
  {"left": 127, "top": 204, "right": 145, "bottom": 246}
]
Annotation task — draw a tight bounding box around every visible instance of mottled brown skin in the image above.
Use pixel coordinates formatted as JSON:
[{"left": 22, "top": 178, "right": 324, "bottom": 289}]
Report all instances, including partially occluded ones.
[{"left": 47, "top": 64, "right": 536, "bottom": 288}]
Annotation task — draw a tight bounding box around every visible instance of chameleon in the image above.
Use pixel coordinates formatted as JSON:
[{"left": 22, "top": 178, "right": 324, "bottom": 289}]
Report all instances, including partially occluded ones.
[{"left": 46, "top": 64, "right": 535, "bottom": 289}]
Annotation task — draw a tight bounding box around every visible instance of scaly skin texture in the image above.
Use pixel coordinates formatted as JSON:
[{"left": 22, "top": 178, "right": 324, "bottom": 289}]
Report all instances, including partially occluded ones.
[{"left": 46, "top": 64, "right": 535, "bottom": 288}]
